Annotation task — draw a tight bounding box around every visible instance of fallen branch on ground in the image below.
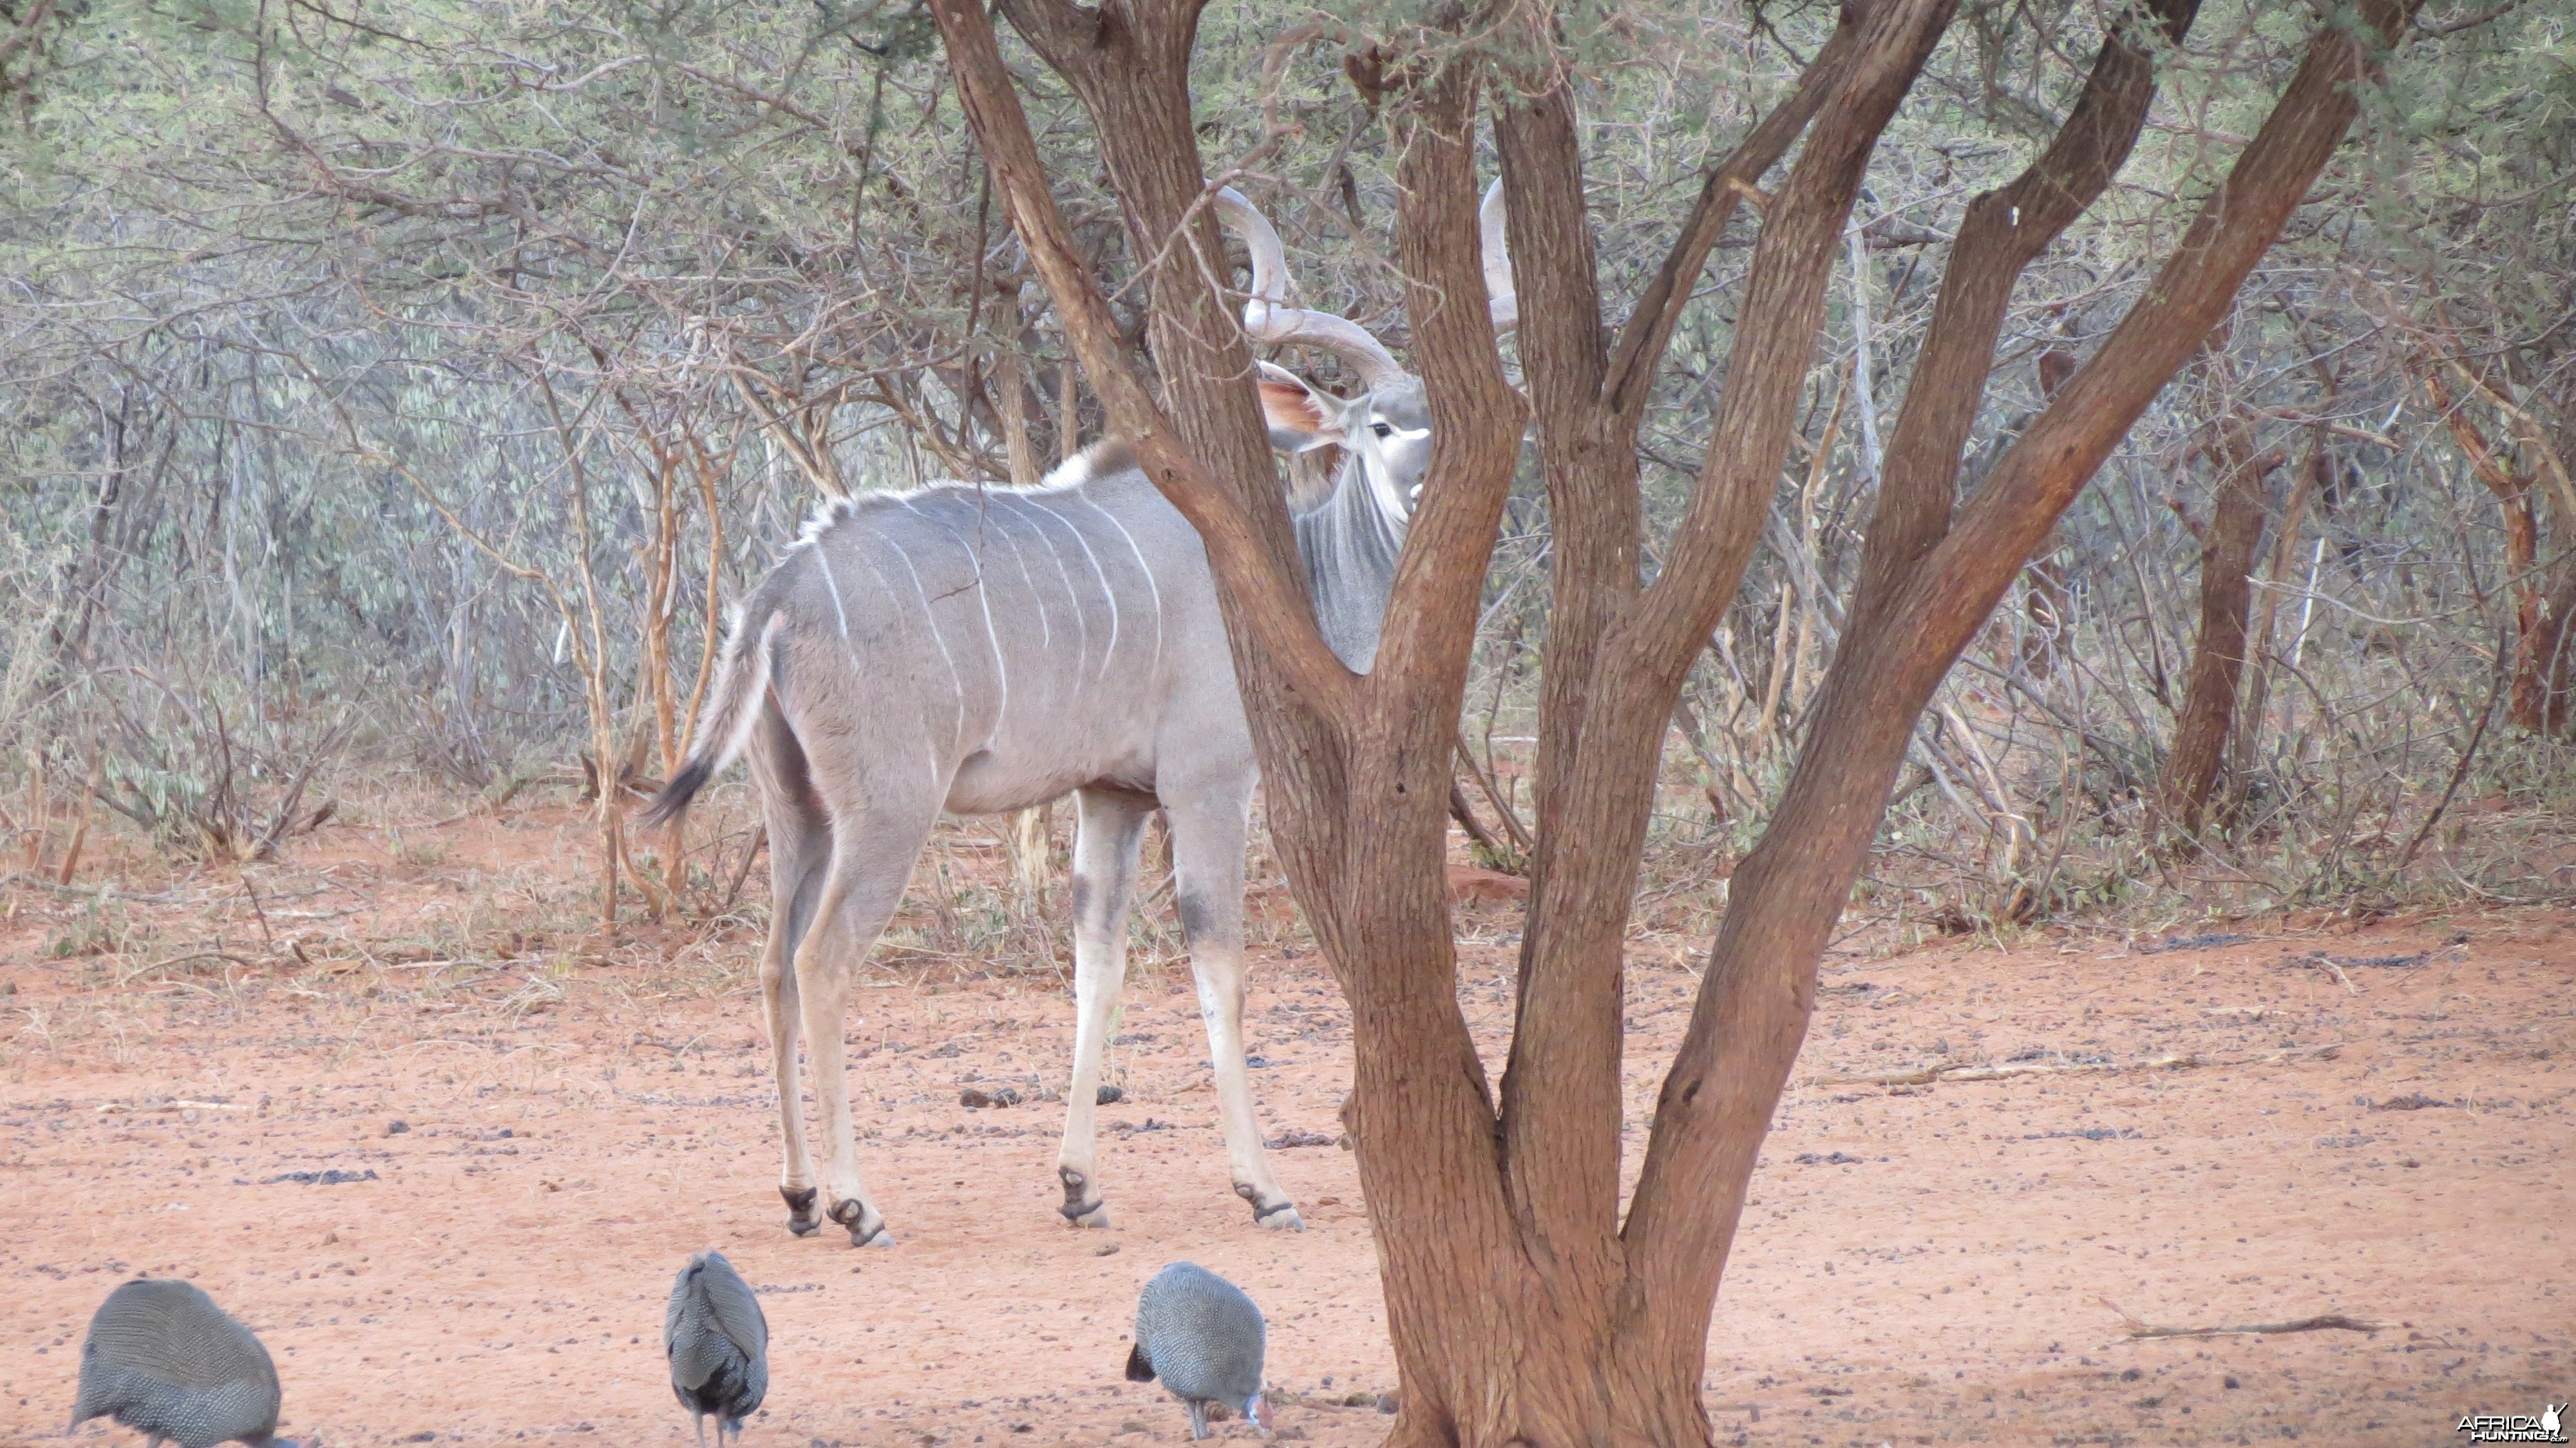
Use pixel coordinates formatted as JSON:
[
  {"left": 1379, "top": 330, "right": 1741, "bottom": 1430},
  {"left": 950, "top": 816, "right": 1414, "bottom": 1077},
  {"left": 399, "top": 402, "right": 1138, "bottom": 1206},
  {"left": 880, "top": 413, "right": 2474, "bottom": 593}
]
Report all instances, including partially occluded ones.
[
  {"left": 1806, "top": 1042, "right": 2347, "bottom": 1089},
  {"left": 0, "top": 873, "right": 186, "bottom": 904},
  {"left": 2101, "top": 1297, "right": 2387, "bottom": 1338},
  {"left": 117, "top": 951, "right": 261, "bottom": 986},
  {"left": 1810, "top": 1054, "right": 2185, "bottom": 1086}
]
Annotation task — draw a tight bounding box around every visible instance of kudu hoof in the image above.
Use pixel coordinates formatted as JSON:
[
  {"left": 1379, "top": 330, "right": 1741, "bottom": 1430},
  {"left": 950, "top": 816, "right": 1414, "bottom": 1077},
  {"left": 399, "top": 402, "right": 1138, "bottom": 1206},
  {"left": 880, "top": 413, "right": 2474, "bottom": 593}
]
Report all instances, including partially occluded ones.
[
  {"left": 1057, "top": 1167, "right": 1108, "bottom": 1228},
  {"left": 829, "top": 1196, "right": 891, "bottom": 1247},
  {"left": 1239, "top": 1181, "right": 1305, "bottom": 1230}
]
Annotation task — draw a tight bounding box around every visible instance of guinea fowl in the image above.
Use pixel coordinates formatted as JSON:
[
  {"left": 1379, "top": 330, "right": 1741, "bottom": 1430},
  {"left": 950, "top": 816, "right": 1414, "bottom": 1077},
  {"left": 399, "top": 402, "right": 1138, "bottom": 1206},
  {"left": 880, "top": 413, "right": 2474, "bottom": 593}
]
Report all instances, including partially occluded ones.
[
  {"left": 1126, "top": 1262, "right": 1269, "bottom": 1440},
  {"left": 71, "top": 1278, "right": 299, "bottom": 1448},
  {"left": 665, "top": 1250, "right": 769, "bottom": 1447}
]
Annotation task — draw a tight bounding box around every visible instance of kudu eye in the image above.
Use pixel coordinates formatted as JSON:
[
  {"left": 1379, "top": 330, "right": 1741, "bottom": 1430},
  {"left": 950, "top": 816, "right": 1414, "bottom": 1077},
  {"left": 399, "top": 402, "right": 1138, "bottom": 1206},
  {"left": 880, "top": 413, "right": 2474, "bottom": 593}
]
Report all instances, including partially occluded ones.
[{"left": 1371, "top": 421, "right": 1393, "bottom": 440}]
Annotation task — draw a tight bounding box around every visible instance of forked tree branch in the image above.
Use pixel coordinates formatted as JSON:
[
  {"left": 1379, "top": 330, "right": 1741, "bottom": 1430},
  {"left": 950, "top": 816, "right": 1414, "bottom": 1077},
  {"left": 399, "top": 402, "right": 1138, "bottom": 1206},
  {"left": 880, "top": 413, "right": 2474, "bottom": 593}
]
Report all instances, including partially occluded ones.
[
  {"left": 1624, "top": 0, "right": 1960, "bottom": 687},
  {"left": 1486, "top": 6, "right": 1849, "bottom": 912},
  {"left": 1618, "top": 0, "right": 2423, "bottom": 1385},
  {"left": 927, "top": 0, "right": 1358, "bottom": 719},
  {"left": 1898, "top": 0, "right": 2422, "bottom": 651},
  {"left": 0, "top": 0, "right": 61, "bottom": 82},
  {"left": 1490, "top": 0, "right": 1961, "bottom": 1296},
  {"left": 1844, "top": 0, "right": 2201, "bottom": 643},
  {"left": 1600, "top": 17, "right": 1864, "bottom": 420},
  {"left": 1368, "top": 65, "right": 1528, "bottom": 695}
]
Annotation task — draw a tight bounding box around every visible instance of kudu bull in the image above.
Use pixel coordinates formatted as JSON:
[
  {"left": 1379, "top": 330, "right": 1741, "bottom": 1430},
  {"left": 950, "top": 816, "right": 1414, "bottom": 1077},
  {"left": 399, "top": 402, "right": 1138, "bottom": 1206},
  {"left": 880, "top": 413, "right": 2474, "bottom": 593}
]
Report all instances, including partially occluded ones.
[{"left": 643, "top": 184, "right": 1516, "bottom": 1245}]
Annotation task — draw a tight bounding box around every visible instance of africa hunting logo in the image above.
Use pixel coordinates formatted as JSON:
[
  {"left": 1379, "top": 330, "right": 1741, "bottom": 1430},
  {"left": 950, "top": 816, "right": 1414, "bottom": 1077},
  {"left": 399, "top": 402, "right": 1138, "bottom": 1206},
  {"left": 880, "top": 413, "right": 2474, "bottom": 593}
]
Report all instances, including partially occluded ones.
[{"left": 2459, "top": 1404, "right": 2568, "bottom": 1444}]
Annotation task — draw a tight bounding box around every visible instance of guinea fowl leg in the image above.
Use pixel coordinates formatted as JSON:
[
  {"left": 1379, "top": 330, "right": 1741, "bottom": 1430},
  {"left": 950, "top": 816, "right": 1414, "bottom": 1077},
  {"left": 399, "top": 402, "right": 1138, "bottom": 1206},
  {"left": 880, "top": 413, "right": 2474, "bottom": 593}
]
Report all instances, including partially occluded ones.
[{"left": 1187, "top": 1401, "right": 1211, "bottom": 1440}]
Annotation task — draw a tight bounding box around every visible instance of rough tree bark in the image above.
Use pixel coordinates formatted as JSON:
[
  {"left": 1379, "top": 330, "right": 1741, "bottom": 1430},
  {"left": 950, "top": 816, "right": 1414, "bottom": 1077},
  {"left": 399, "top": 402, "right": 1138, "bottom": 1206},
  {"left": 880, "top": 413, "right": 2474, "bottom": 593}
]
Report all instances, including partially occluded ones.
[
  {"left": 2523, "top": 383, "right": 2576, "bottom": 736},
  {"left": 2153, "top": 356, "right": 2280, "bottom": 842},
  {"left": 2424, "top": 366, "right": 2556, "bottom": 733},
  {"left": 2539, "top": 429, "right": 2576, "bottom": 736},
  {"left": 929, "top": 0, "right": 2415, "bottom": 1439}
]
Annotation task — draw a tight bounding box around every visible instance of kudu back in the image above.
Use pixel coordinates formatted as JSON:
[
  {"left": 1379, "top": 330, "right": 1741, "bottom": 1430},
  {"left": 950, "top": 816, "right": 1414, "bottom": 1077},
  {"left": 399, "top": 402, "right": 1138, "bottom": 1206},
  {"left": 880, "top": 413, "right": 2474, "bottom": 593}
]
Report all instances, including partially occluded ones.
[{"left": 643, "top": 184, "right": 1515, "bottom": 1244}]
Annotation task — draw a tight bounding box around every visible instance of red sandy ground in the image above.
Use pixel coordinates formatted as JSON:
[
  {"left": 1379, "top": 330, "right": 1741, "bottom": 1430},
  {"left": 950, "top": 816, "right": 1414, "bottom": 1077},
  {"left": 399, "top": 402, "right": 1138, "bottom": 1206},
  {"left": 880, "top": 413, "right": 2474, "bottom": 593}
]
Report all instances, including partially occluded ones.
[{"left": 1, "top": 806, "right": 2568, "bottom": 1447}]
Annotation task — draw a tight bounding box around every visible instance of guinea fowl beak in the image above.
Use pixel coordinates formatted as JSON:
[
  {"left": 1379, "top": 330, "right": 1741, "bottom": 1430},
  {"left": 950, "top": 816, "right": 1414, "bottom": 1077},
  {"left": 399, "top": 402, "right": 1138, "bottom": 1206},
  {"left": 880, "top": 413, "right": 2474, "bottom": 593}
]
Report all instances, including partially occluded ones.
[{"left": 1247, "top": 1393, "right": 1271, "bottom": 1433}]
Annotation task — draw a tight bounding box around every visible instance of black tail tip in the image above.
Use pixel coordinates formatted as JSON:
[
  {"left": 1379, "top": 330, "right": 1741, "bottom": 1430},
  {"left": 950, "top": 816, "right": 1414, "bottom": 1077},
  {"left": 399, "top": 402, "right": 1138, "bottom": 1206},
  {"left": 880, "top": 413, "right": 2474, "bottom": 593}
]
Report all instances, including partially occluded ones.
[
  {"left": 1124, "top": 1342, "right": 1155, "bottom": 1384},
  {"left": 638, "top": 759, "right": 713, "bottom": 831}
]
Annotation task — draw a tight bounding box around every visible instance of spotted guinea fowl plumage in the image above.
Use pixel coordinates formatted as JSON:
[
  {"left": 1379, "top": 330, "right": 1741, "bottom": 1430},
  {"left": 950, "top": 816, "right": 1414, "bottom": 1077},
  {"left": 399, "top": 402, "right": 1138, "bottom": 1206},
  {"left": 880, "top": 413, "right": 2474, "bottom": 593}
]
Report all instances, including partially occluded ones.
[
  {"left": 666, "top": 1250, "right": 769, "bottom": 1448},
  {"left": 71, "top": 1278, "right": 291, "bottom": 1448},
  {"left": 1126, "top": 1262, "right": 1267, "bottom": 1440}
]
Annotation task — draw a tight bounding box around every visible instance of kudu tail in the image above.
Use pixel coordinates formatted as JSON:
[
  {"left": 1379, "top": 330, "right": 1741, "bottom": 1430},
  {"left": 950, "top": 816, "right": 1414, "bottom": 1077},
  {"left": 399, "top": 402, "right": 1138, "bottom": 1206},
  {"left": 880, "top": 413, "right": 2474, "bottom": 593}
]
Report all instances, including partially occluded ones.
[{"left": 639, "top": 605, "right": 783, "bottom": 832}]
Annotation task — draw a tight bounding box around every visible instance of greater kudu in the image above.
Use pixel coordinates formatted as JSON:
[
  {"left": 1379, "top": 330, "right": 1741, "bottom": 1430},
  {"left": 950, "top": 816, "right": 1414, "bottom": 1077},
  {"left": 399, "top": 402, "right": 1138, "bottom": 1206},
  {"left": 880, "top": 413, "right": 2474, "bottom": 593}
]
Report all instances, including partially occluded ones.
[{"left": 643, "top": 184, "right": 1515, "bottom": 1246}]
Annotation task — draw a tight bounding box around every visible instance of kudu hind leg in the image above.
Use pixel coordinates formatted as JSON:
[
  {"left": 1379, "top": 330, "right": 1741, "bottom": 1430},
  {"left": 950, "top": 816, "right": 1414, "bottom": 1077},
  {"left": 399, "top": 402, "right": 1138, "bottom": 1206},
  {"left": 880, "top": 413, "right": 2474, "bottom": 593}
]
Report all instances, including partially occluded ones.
[
  {"left": 1054, "top": 789, "right": 1153, "bottom": 1228},
  {"left": 797, "top": 815, "right": 933, "bottom": 1248},
  {"left": 760, "top": 818, "right": 830, "bottom": 1236},
  {"left": 1168, "top": 792, "right": 1300, "bottom": 1228}
]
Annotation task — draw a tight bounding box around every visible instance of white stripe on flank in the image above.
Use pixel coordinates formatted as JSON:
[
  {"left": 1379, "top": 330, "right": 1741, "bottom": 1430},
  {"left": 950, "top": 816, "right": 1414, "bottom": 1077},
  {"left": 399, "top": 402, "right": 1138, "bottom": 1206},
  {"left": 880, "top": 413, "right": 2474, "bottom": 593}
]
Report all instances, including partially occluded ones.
[
  {"left": 810, "top": 537, "right": 851, "bottom": 642},
  {"left": 971, "top": 567, "right": 1008, "bottom": 747},
  {"left": 920, "top": 495, "right": 1012, "bottom": 750},
  {"left": 882, "top": 535, "right": 966, "bottom": 748},
  {"left": 846, "top": 543, "right": 947, "bottom": 785},
  {"left": 1019, "top": 494, "right": 1120, "bottom": 683},
  {"left": 1083, "top": 490, "right": 1164, "bottom": 680},
  {"left": 999, "top": 494, "right": 1090, "bottom": 680},
  {"left": 992, "top": 519, "right": 1048, "bottom": 649}
]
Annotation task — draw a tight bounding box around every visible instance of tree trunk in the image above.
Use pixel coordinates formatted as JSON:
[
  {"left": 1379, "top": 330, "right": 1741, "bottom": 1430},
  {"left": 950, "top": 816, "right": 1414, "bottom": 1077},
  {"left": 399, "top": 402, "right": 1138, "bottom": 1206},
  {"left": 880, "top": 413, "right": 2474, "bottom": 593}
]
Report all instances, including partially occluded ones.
[
  {"left": 1628, "top": 16, "right": 2414, "bottom": 1424},
  {"left": 2538, "top": 549, "right": 2576, "bottom": 737},
  {"left": 2537, "top": 470, "right": 2576, "bottom": 736},
  {"left": 2423, "top": 367, "right": 2552, "bottom": 732},
  {"left": 934, "top": 0, "right": 2414, "bottom": 1437},
  {"left": 2529, "top": 391, "right": 2576, "bottom": 737},
  {"left": 2486, "top": 479, "right": 2544, "bottom": 734},
  {"left": 600, "top": 796, "right": 620, "bottom": 936},
  {"left": 2153, "top": 389, "right": 2275, "bottom": 842}
]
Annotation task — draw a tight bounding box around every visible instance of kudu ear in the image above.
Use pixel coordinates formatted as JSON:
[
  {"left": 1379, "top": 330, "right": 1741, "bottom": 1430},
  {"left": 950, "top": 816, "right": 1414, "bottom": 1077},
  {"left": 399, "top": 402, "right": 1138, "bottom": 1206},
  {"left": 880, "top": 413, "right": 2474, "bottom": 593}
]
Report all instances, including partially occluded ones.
[{"left": 1255, "top": 361, "right": 1354, "bottom": 454}]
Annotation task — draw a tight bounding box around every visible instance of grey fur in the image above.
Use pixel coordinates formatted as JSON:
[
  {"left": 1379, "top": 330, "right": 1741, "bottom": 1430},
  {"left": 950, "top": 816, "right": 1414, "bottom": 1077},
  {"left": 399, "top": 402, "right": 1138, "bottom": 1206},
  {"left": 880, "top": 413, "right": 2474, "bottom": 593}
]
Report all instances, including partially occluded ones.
[
  {"left": 71, "top": 1279, "right": 292, "bottom": 1448},
  {"left": 639, "top": 186, "right": 1513, "bottom": 1244},
  {"left": 666, "top": 1251, "right": 769, "bottom": 1448},
  {"left": 1126, "top": 1262, "right": 1267, "bottom": 1440},
  {"left": 1294, "top": 377, "right": 1425, "bottom": 672}
]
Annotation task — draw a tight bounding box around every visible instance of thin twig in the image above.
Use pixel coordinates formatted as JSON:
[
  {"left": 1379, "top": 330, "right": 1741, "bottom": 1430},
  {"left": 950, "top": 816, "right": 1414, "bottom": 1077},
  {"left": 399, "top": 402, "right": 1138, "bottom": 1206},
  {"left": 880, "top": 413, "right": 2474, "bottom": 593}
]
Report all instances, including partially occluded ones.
[
  {"left": 2393, "top": 618, "right": 2512, "bottom": 874},
  {"left": 1808, "top": 1042, "right": 2347, "bottom": 1088},
  {"left": 2100, "top": 1297, "right": 2387, "bottom": 1339}
]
